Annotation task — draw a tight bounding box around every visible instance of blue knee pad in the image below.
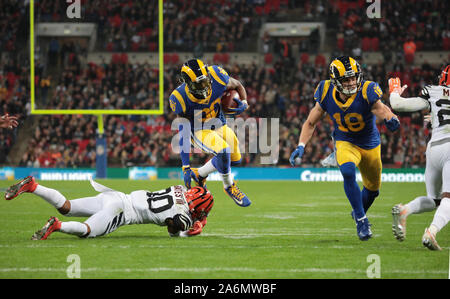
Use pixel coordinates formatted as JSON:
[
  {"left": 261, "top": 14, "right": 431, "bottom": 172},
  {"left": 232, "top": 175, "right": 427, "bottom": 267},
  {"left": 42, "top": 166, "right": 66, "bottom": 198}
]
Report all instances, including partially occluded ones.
[
  {"left": 340, "top": 162, "right": 357, "bottom": 181},
  {"left": 211, "top": 150, "right": 231, "bottom": 174},
  {"left": 231, "top": 158, "right": 242, "bottom": 167}
]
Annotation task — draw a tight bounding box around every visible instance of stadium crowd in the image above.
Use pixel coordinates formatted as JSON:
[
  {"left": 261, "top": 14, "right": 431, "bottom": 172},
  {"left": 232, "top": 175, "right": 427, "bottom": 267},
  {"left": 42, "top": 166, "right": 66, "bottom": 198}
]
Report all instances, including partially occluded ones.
[
  {"left": 1, "top": 0, "right": 448, "bottom": 169},
  {"left": 18, "top": 53, "right": 441, "bottom": 169},
  {"left": 0, "top": 54, "right": 30, "bottom": 164}
]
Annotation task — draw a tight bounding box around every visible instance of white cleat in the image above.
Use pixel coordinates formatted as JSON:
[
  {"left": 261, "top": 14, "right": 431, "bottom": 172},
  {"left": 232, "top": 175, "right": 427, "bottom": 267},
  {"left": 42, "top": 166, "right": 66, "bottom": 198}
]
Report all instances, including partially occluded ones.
[
  {"left": 392, "top": 204, "right": 407, "bottom": 241},
  {"left": 422, "top": 228, "right": 442, "bottom": 251},
  {"left": 320, "top": 151, "right": 338, "bottom": 168}
]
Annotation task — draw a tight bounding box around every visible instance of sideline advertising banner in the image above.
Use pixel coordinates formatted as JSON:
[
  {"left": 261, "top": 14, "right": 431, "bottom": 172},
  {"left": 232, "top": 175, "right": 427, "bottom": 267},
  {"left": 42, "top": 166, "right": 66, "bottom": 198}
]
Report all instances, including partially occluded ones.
[{"left": 1, "top": 167, "right": 425, "bottom": 182}]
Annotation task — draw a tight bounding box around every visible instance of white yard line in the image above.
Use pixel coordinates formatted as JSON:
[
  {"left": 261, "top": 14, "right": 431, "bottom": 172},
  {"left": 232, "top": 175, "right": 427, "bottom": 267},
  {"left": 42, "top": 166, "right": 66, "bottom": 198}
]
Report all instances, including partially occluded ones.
[{"left": 0, "top": 266, "right": 446, "bottom": 275}]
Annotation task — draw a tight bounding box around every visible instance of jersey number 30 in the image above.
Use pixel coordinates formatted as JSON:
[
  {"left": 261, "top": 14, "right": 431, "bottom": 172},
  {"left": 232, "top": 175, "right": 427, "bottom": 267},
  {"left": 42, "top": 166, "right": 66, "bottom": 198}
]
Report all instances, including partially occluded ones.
[
  {"left": 333, "top": 112, "right": 365, "bottom": 132},
  {"left": 147, "top": 188, "right": 174, "bottom": 213}
]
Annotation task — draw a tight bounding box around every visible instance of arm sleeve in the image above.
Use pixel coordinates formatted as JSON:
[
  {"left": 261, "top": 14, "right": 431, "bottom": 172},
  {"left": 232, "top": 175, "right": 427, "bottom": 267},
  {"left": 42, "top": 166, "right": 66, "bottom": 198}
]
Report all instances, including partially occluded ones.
[
  {"left": 169, "top": 93, "right": 185, "bottom": 115},
  {"left": 418, "top": 85, "right": 431, "bottom": 100},
  {"left": 366, "top": 82, "right": 384, "bottom": 106},
  {"left": 172, "top": 213, "right": 193, "bottom": 232},
  {"left": 313, "top": 80, "right": 326, "bottom": 109},
  {"left": 209, "top": 65, "right": 230, "bottom": 86},
  {"left": 389, "top": 93, "right": 430, "bottom": 112}
]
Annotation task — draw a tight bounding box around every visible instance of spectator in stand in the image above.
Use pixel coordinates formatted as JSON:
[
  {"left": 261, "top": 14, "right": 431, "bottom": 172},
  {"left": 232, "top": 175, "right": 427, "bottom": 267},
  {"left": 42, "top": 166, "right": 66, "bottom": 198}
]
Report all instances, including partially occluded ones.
[{"left": 403, "top": 37, "right": 417, "bottom": 64}]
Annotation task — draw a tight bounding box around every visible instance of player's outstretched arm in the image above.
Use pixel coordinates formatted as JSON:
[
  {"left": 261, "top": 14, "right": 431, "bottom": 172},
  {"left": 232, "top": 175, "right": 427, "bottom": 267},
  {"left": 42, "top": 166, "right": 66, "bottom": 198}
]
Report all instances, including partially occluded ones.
[
  {"left": 227, "top": 77, "right": 248, "bottom": 107},
  {"left": 166, "top": 214, "right": 192, "bottom": 237},
  {"left": 290, "top": 103, "right": 325, "bottom": 166},
  {"left": 371, "top": 100, "right": 400, "bottom": 131},
  {"left": 388, "top": 77, "right": 430, "bottom": 112},
  {"left": 390, "top": 93, "right": 430, "bottom": 112},
  {"left": 298, "top": 102, "right": 326, "bottom": 146}
]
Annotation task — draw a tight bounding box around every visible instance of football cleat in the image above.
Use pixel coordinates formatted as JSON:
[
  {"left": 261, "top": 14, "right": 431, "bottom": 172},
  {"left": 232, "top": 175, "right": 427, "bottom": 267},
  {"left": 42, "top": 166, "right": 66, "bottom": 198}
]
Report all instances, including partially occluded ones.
[
  {"left": 320, "top": 151, "right": 338, "bottom": 168},
  {"left": 5, "top": 176, "right": 38, "bottom": 200},
  {"left": 356, "top": 216, "right": 372, "bottom": 241},
  {"left": 422, "top": 228, "right": 442, "bottom": 251},
  {"left": 31, "top": 217, "right": 61, "bottom": 240},
  {"left": 392, "top": 204, "right": 408, "bottom": 241},
  {"left": 190, "top": 168, "right": 207, "bottom": 188},
  {"left": 224, "top": 181, "right": 251, "bottom": 207}
]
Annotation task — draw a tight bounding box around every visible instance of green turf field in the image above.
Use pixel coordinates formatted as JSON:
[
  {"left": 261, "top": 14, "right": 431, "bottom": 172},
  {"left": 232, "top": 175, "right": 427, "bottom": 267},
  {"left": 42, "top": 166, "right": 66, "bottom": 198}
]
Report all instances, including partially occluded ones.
[{"left": 0, "top": 179, "right": 448, "bottom": 279}]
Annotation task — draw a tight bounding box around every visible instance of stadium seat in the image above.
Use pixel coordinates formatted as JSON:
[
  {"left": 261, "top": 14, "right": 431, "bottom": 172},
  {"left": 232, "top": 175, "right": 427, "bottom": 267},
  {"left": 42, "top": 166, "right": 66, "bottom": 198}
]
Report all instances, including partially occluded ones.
[
  {"left": 443, "top": 37, "right": 450, "bottom": 50},
  {"left": 300, "top": 53, "right": 310, "bottom": 64},
  {"left": 314, "top": 54, "right": 326, "bottom": 67},
  {"left": 221, "top": 53, "right": 230, "bottom": 64},
  {"left": 164, "top": 53, "right": 172, "bottom": 64},
  {"left": 213, "top": 53, "right": 222, "bottom": 64},
  {"left": 362, "top": 37, "right": 371, "bottom": 51},
  {"left": 264, "top": 53, "right": 273, "bottom": 64},
  {"left": 171, "top": 53, "right": 180, "bottom": 64},
  {"left": 337, "top": 37, "right": 345, "bottom": 51}
]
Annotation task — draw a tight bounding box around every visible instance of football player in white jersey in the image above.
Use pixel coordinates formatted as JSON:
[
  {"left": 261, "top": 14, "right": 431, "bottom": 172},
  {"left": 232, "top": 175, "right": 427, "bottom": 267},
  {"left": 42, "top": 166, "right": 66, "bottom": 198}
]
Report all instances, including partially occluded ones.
[
  {"left": 4, "top": 176, "right": 214, "bottom": 240},
  {"left": 388, "top": 65, "right": 450, "bottom": 250}
]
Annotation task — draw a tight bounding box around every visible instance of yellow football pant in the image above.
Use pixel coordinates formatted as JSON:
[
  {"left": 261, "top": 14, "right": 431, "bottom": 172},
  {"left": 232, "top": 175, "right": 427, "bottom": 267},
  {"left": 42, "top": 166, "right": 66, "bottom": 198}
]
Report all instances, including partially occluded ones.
[
  {"left": 191, "top": 125, "right": 241, "bottom": 163},
  {"left": 335, "top": 141, "right": 382, "bottom": 191}
]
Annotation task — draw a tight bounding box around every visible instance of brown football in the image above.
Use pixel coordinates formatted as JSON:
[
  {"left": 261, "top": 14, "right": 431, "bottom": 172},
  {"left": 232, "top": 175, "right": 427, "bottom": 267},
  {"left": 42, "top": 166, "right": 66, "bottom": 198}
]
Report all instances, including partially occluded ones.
[{"left": 221, "top": 89, "right": 239, "bottom": 113}]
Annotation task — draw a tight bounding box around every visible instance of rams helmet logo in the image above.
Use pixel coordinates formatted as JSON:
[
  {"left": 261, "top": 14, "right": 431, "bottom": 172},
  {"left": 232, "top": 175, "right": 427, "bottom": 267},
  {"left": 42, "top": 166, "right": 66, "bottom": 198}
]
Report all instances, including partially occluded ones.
[
  {"left": 329, "top": 56, "right": 363, "bottom": 96},
  {"left": 180, "top": 59, "right": 212, "bottom": 100}
]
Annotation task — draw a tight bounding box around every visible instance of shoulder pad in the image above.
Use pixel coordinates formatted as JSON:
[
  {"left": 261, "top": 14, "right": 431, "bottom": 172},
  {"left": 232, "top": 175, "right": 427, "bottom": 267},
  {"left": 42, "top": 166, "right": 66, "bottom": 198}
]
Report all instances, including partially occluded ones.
[
  {"left": 169, "top": 89, "right": 187, "bottom": 114},
  {"left": 361, "top": 81, "right": 383, "bottom": 104},
  {"left": 314, "top": 80, "right": 331, "bottom": 103},
  {"left": 208, "top": 65, "right": 230, "bottom": 86},
  {"left": 419, "top": 85, "right": 431, "bottom": 100}
]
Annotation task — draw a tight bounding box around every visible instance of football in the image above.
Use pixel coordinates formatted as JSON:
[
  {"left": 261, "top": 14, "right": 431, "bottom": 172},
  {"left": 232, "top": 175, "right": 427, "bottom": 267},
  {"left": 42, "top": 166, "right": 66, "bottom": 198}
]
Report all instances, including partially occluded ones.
[{"left": 221, "top": 89, "right": 239, "bottom": 113}]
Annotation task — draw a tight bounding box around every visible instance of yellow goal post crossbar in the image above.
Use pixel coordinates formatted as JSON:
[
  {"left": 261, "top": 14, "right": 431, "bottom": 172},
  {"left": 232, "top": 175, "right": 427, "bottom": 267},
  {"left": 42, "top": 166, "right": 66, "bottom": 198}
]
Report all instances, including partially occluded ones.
[{"left": 29, "top": 0, "right": 165, "bottom": 121}]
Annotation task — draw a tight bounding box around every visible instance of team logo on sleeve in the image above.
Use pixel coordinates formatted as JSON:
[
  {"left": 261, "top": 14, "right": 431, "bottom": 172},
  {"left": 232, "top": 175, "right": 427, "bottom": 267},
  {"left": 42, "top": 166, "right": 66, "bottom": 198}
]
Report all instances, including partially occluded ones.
[{"left": 170, "top": 99, "right": 176, "bottom": 112}]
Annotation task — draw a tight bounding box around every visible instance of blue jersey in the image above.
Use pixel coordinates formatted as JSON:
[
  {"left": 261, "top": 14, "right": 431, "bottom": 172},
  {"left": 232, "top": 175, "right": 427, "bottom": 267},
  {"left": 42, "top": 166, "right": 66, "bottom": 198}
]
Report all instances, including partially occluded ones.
[
  {"left": 314, "top": 80, "right": 383, "bottom": 149},
  {"left": 169, "top": 65, "right": 230, "bottom": 131}
]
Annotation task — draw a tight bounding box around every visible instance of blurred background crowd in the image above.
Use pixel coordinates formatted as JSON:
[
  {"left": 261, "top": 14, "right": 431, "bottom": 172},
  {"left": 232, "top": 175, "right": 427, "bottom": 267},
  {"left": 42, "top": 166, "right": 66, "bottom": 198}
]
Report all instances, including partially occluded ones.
[{"left": 0, "top": 0, "right": 448, "bottom": 169}]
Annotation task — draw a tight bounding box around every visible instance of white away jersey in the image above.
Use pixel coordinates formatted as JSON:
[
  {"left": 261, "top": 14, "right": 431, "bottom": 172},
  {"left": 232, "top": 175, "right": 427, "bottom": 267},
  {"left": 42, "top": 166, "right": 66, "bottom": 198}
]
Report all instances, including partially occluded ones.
[
  {"left": 420, "top": 85, "right": 450, "bottom": 142},
  {"left": 128, "top": 185, "right": 193, "bottom": 228}
]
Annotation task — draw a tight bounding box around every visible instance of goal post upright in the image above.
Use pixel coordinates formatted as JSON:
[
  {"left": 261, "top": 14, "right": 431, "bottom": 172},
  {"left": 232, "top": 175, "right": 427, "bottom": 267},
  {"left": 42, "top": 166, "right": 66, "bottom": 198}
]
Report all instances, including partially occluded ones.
[{"left": 29, "top": 0, "right": 165, "bottom": 178}]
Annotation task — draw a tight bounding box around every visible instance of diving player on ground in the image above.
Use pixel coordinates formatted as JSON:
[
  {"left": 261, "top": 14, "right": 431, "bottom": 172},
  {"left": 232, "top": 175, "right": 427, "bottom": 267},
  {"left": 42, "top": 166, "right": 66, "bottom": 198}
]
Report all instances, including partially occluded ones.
[{"left": 5, "top": 176, "right": 214, "bottom": 239}]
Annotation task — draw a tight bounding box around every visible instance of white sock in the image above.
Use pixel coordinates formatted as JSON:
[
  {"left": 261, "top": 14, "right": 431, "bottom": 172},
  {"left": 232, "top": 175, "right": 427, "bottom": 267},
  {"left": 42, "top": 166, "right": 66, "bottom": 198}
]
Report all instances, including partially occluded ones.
[
  {"left": 405, "top": 196, "right": 436, "bottom": 216},
  {"left": 430, "top": 197, "right": 450, "bottom": 233},
  {"left": 221, "top": 172, "right": 233, "bottom": 188},
  {"left": 198, "top": 159, "right": 216, "bottom": 177},
  {"left": 60, "top": 221, "right": 88, "bottom": 237},
  {"left": 33, "top": 185, "right": 66, "bottom": 209}
]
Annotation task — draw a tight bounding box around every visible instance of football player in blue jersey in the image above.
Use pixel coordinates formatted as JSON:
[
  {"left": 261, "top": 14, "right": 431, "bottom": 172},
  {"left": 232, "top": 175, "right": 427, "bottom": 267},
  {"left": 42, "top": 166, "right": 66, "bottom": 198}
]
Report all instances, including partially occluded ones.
[
  {"left": 289, "top": 56, "right": 400, "bottom": 241},
  {"left": 169, "top": 59, "right": 251, "bottom": 207}
]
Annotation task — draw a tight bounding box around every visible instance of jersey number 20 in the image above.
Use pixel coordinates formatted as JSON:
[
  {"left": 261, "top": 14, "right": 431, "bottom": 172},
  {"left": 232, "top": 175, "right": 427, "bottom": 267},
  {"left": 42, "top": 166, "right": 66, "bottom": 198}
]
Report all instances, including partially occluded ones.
[{"left": 437, "top": 99, "right": 450, "bottom": 126}]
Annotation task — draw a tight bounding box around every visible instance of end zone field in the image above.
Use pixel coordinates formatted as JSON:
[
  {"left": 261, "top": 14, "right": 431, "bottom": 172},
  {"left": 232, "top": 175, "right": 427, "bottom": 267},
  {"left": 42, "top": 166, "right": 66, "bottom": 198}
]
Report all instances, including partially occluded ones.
[{"left": 0, "top": 180, "right": 447, "bottom": 279}]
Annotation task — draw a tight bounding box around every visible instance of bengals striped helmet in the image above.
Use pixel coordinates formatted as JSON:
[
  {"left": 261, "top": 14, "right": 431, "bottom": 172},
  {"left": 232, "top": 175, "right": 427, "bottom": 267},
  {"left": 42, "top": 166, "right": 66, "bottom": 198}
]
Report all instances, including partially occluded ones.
[
  {"left": 185, "top": 186, "right": 214, "bottom": 220},
  {"left": 439, "top": 65, "right": 450, "bottom": 87},
  {"left": 180, "top": 59, "right": 212, "bottom": 99},
  {"left": 329, "top": 56, "right": 363, "bottom": 96}
]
